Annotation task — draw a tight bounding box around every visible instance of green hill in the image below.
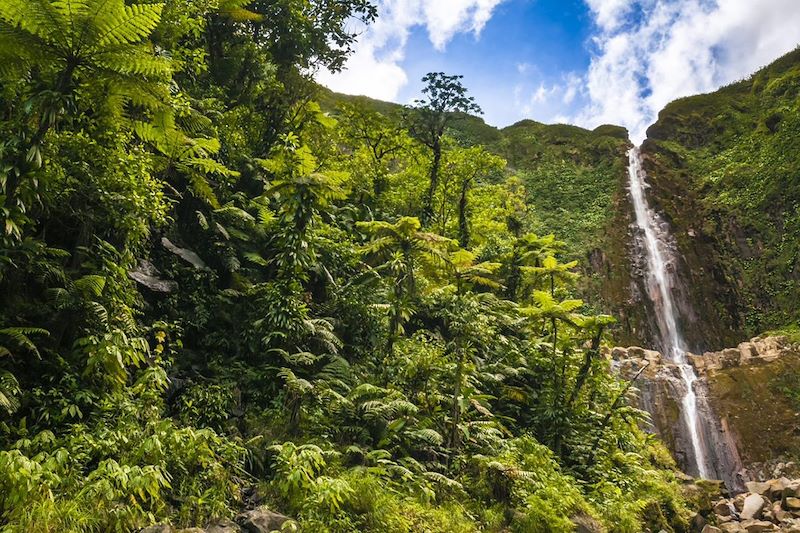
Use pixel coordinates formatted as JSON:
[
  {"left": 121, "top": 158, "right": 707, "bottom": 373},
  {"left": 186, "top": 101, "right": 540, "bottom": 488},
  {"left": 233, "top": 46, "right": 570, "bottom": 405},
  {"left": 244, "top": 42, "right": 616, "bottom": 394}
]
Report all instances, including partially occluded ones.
[{"left": 640, "top": 46, "right": 800, "bottom": 348}]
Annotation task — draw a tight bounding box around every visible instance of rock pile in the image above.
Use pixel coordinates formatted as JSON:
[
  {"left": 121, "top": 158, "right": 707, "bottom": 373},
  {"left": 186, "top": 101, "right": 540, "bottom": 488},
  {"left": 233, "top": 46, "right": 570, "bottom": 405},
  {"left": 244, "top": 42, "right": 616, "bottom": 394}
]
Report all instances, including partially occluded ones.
[
  {"left": 140, "top": 507, "right": 291, "bottom": 533},
  {"left": 703, "top": 478, "right": 800, "bottom": 532},
  {"left": 688, "top": 336, "right": 794, "bottom": 375}
]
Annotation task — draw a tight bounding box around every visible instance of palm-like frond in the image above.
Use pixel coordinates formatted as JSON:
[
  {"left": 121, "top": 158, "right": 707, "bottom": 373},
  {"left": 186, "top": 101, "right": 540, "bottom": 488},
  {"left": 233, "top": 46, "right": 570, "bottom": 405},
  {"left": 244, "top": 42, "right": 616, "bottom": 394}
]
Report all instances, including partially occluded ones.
[
  {"left": 0, "top": 327, "right": 50, "bottom": 359},
  {"left": 0, "top": 370, "right": 21, "bottom": 414}
]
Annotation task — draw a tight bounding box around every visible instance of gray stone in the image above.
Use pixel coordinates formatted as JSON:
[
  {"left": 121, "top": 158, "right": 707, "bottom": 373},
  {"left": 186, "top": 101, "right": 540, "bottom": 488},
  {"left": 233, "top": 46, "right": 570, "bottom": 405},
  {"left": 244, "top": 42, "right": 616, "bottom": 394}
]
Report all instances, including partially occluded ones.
[
  {"left": 702, "top": 526, "right": 723, "bottom": 533},
  {"left": 741, "top": 519, "right": 777, "bottom": 532},
  {"left": 128, "top": 260, "right": 178, "bottom": 293},
  {"left": 236, "top": 507, "right": 291, "bottom": 533},
  {"left": 162, "top": 237, "right": 209, "bottom": 270},
  {"left": 741, "top": 493, "right": 766, "bottom": 520},
  {"left": 740, "top": 494, "right": 767, "bottom": 520},
  {"left": 714, "top": 499, "right": 734, "bottom": 516},
  {"left": 206, "top": 518, "right": 241, "bottom": 533},
  {"left": 745, "top": 482, "right": 772, "bottom": 496},
  {"left": 140, "top": 527, "right": 172, "bottom": 533}
]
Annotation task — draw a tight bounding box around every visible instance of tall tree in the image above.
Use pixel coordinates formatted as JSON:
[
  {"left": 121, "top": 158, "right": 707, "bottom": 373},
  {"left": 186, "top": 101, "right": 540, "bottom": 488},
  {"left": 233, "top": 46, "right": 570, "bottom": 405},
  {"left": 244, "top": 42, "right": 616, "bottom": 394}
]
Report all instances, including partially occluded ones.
[
  {"left": 357, "top": 217, "right": 450, "bottom": 354},
  {"left": 442, "top": 147, "right": 505, "bottom": 247},
  {"left": 406, "top": 73, "right": 481, "bottom": 226}
]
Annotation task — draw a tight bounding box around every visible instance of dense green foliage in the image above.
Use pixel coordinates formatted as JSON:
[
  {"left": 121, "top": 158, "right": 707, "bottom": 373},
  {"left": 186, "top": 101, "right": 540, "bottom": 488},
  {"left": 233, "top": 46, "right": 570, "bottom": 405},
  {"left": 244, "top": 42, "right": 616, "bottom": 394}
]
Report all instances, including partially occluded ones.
[
  {"left": 643, "top": 47, "right": 800, "bottom": 342},
  {"left": 0, "top": 1, "right": 694, "bottom": 531}
]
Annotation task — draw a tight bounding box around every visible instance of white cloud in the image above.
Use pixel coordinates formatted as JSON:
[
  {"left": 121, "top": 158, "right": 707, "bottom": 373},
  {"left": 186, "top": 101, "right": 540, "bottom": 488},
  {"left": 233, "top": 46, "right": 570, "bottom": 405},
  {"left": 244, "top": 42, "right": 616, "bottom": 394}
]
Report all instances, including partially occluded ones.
[
  {"left": 584, "top": 0, "right": 634, "bottom": 31},
  {"left": 316, "top": 0, "right": 505, "bottom": 100},
  {"left": 513, "top": 72, "right": 583, "bottom": 121},
  {"left": 574, "top": 0, "right": 800, "bottom": 143}
]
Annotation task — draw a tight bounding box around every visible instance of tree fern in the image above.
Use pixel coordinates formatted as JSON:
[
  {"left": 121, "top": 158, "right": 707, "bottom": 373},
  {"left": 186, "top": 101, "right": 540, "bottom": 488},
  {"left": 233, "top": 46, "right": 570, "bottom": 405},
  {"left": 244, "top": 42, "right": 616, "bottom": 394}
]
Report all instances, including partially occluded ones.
[{"left": 0, "top": 369, "right": 20, "bottom": 414}]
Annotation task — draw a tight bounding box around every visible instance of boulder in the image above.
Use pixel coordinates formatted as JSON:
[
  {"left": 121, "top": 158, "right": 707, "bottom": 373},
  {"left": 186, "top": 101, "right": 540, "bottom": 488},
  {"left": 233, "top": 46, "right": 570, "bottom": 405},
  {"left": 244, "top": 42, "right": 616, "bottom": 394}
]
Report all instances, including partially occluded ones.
[
  {"left": 720, "top": 523, "right": 746, "bottom": 533},
  {"left": 745, "top": 482, "right": 772, "bottom": 496},
  {"left": 772, "top": 501, "right": 789, "bottom": 522},
  {"left": 740, "top": 519, "right": 777, "bottom": 532},
  {"left": 128, "top": 260, "right": 178, "bottom": 293},
  {"left": 714, "top": 499, "right": 734, "bottom": 516},
  {"left": 767, "top": 478, "right": 790, "bottom": 500},
  {"left": 236, "top": 507, "right": 291, "bottom": 533},
  {"left": 784, "top": 497, "right": 800, "bottom": 511},
  {"left": 140, "top": 527, "right": 172, "bottom": 533},
  {"left": 162, "top": 237, "right": 209, "bottom": 270},
  {"left": 610, "top": 347, "right": 628, "bottom": 360},
  {"left": 206, "top": 518, "right": 241, "bottom": 533},
  {"left": 741, "top": 494, "right": 766, "bottom": 520},
  {"left": 784, "top": 483, "right": 800, "bottom": 499},
  {"left": 571, "top": 512, "right": 604, "bottom": 533},
  {"left": 702, "top": 527, "right": 723, "bottom": 533}
]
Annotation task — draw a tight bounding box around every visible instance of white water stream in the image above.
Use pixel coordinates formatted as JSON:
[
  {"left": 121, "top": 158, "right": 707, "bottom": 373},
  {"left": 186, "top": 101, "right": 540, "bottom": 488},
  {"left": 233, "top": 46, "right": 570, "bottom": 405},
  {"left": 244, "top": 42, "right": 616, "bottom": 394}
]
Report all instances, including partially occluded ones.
[{"left": 627, "top": 148, "right": 709, "bottom": 478}]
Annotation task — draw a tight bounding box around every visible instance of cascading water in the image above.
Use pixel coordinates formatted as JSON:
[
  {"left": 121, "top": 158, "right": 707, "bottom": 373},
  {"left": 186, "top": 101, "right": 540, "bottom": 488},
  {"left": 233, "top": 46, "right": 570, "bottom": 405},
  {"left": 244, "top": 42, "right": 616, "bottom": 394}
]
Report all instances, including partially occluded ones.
[{"left": 626, "top": 147, "right": 710, "bottom": 478}]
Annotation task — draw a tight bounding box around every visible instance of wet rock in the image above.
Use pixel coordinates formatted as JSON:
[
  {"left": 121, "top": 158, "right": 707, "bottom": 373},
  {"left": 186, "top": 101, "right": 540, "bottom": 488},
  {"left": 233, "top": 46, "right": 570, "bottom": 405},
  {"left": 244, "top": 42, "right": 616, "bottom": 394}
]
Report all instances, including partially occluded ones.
[
  {"left": 236, "top": 507, "right": 291, "bottom": 533},
  {"left": 741, "top": 494, "right": 767, "bottom": 520}
]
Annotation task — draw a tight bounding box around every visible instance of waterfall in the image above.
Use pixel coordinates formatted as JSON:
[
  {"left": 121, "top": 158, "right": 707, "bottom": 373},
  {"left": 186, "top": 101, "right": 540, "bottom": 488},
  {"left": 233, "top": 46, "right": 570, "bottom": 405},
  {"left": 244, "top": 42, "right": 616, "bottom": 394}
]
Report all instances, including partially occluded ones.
[{"left": 626, "top": 147, "right": 711, "bottom": 478}]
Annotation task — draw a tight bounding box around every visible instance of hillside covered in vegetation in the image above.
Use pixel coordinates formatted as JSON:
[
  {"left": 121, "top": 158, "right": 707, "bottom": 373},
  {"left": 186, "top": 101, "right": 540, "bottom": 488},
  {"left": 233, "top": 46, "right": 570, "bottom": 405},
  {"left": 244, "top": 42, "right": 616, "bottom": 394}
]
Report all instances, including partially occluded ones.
[
  {"left": 0, "top": 1, "right": 703, "bottom": 531},
  {"left": 640, "top": 47, "right": 800, "bottom": 350}
]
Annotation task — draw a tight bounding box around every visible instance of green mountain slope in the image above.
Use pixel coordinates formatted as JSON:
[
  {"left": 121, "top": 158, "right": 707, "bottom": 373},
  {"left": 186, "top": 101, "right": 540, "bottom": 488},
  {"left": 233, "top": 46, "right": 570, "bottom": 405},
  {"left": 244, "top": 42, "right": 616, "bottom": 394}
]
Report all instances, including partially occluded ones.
[
  {"left": 640, "top": 46, "right": 800, "bottom": 348},
  {"left": 320, "top": 87, "right": 633, "bottom": 317}
]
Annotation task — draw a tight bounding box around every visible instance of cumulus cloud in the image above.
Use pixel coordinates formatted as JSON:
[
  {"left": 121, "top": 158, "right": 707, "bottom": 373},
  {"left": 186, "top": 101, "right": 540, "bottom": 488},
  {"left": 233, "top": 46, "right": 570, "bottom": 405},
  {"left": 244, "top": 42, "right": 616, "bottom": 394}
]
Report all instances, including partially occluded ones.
[
  {"left": 316, "top": 0, "right": 505, "bottom": 101},
  {"left": 574, "top": 0, "right": 800, "bottom": 142}
]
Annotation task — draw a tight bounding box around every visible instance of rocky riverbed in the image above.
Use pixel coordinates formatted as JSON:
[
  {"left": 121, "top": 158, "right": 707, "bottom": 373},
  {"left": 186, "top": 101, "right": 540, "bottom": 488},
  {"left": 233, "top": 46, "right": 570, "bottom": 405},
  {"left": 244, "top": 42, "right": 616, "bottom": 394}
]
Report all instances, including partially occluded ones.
[{"left": 702, "top": 478, "right": 800, "bottom": 532}]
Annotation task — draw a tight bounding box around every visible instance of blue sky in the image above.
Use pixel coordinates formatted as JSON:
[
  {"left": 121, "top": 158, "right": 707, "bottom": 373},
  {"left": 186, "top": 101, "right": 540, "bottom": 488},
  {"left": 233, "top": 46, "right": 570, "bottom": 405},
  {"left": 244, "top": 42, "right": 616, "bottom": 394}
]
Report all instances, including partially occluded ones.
[{"left": 317, "top": 0, "right": 800, "bottom": 142}]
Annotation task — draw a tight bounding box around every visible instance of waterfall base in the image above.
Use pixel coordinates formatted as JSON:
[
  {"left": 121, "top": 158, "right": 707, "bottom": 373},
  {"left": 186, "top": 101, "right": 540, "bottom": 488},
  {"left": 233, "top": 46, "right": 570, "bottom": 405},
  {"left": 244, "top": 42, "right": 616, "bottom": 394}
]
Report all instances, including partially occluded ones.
[{"left": 609, "top": 336, "right": 800, "bottom": 492}]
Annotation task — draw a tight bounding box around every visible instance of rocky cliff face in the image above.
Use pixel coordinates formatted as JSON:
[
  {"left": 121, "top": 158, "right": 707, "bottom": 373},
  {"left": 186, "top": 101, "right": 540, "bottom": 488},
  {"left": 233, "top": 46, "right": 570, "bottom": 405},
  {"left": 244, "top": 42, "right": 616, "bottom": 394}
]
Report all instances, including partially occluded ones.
[
  {"left": 612, "top": 336, "right": 800, "bottom": 490},
  {"left": 635, "top": 47, "right": 800, "bottom": 347}
]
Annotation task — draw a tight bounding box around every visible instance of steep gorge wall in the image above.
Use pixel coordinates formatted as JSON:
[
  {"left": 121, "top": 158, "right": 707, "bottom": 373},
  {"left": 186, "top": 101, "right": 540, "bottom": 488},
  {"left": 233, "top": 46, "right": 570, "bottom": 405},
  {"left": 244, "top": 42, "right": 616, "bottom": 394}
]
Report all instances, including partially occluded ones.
[
  {"left": 613, "top": 336, "right": 800, "bottom": 488},
  {"left": 635, "top": 48, "right": 800, "bottom": 349}
]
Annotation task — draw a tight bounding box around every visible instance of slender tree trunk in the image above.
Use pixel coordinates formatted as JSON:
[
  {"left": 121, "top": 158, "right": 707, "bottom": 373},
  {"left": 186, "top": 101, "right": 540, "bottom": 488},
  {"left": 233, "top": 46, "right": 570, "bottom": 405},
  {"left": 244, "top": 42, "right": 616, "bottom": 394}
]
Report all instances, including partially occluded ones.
[
  {"left": 566, "top": 329, "right": 605, "bottom": 409},
  {"left": 450, "top": 346, "right": 464, "bottom": 449},
  {"left": 422, "top": 138, "right": 441, "bottom": 225},
  {"left": 458, "top": 178, "right": 470, "bottom": 248}
]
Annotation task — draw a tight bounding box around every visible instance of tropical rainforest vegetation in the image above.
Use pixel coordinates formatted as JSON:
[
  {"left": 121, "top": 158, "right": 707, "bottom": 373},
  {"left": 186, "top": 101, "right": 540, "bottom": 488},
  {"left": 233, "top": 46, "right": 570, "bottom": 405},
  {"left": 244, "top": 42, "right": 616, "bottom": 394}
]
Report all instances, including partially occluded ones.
[{"left": 0, "top": 1, "right": 704, "bottom": 531}]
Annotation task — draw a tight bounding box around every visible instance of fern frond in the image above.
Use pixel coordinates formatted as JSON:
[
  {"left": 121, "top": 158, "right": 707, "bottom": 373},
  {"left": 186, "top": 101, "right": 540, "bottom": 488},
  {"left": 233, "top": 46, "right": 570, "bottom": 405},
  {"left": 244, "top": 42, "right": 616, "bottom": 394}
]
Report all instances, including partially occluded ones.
[
  {"left": 0, "top": 370, "right": 21, "bottom": 414},
  {"left": 95, "top": 3, "right": 163, "bottom": 46},
  {"left": 74, "top": 274, "right": 106, "bottom": 297},
  {"left": 408, "top": 428, "right": 444, "bottom": 446},
  {"left": 0, "top": 327, "right": 49, "bottom": 358}
]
